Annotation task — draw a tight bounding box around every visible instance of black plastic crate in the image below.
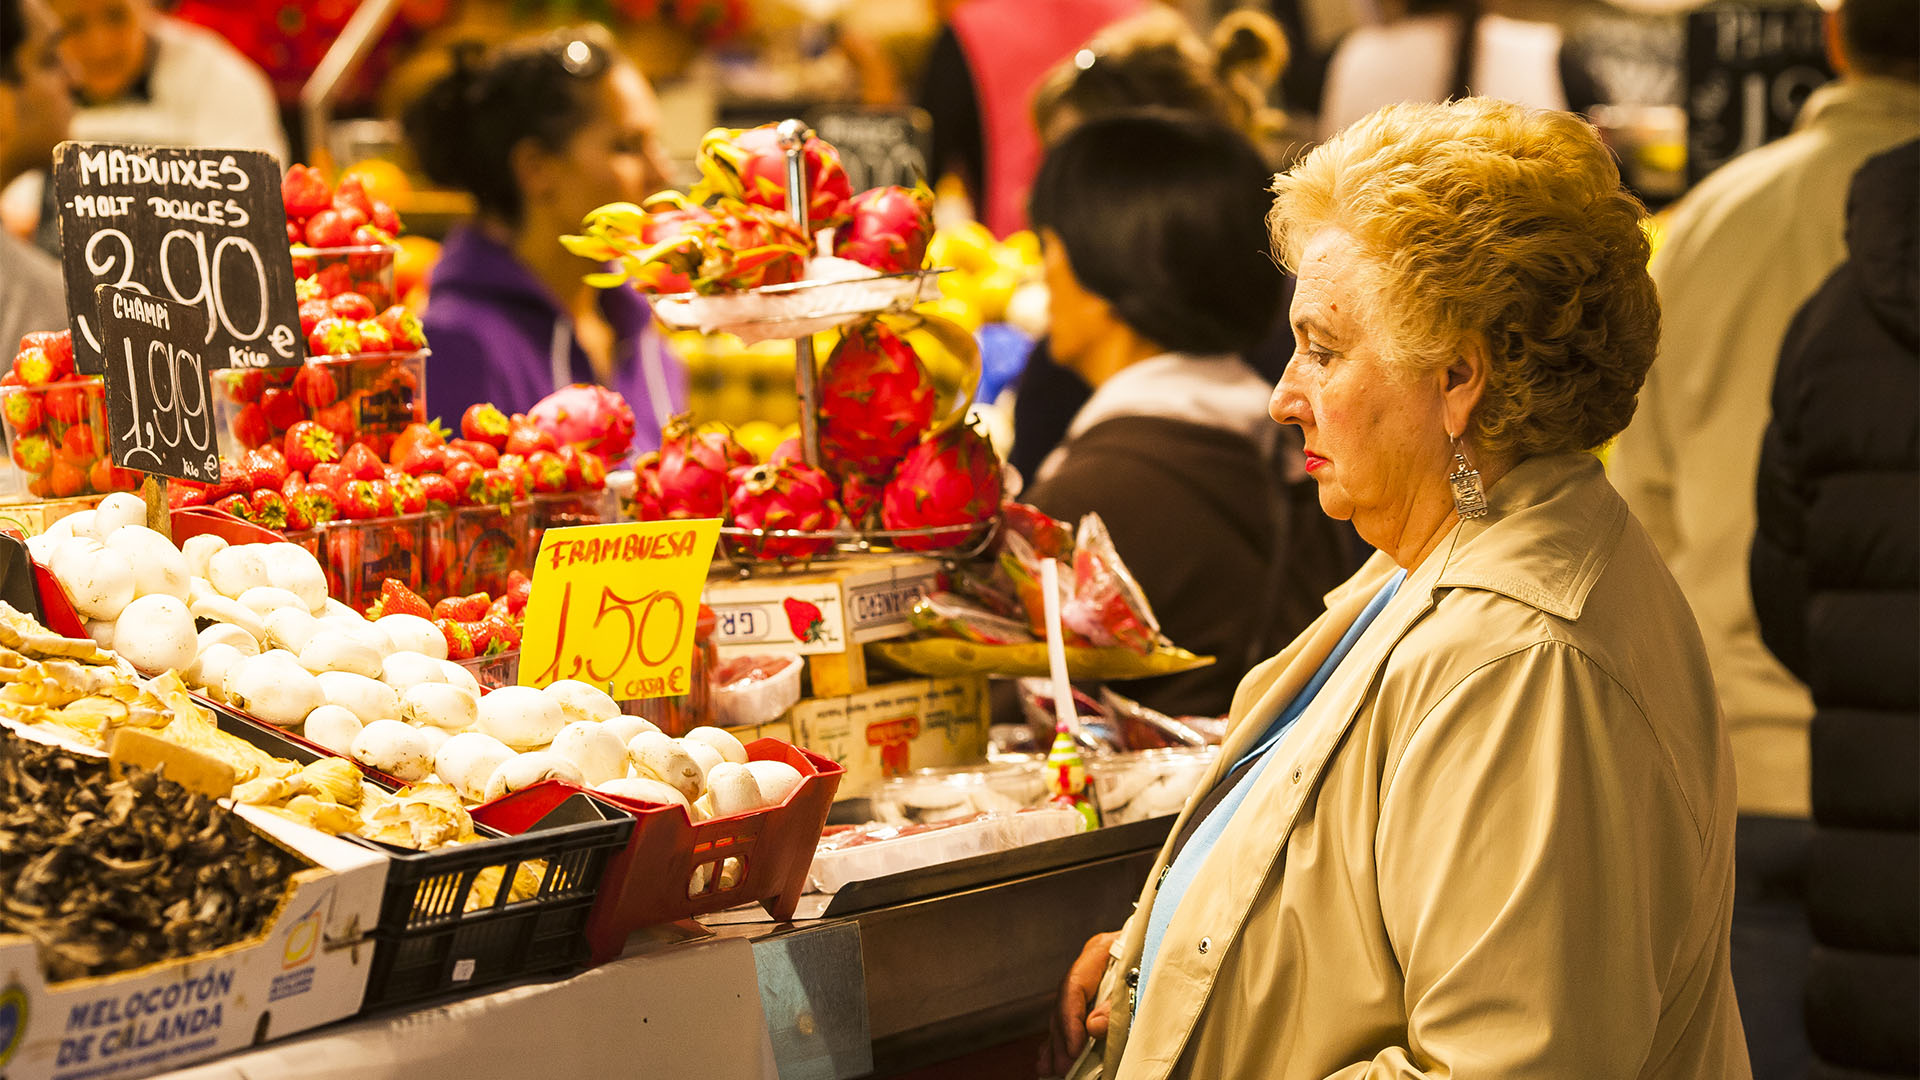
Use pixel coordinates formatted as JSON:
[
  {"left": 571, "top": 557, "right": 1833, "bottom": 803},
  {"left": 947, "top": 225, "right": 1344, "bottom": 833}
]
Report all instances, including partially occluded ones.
[{"left": 349, "top": 793, "right": 632, "bottom": 1011}]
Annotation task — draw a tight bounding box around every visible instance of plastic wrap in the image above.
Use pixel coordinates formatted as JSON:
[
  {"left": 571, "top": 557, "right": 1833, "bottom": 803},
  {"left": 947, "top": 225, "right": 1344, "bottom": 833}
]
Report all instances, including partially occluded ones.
[{"left": 809, "top": 808, "right": 1085, "bottom": 893}]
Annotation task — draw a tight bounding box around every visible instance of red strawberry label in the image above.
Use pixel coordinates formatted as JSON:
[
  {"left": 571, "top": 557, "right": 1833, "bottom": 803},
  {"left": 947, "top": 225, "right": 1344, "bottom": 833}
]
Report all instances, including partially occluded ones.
[{"left": 783, "top": 597, "right": 827, "bottom": 644}]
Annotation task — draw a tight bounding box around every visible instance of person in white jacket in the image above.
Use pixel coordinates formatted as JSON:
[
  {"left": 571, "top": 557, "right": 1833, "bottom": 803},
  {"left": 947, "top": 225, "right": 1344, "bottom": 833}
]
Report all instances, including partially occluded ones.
[
  {"left": 48, "top": 0, "right": 285, "bottom": 162},
  {"left": 1607, "top": 1, "right": 1918, "bottom": 1076}
]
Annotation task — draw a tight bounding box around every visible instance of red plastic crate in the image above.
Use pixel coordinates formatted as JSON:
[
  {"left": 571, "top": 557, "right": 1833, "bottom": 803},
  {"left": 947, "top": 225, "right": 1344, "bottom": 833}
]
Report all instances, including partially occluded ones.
[{"left": 472, "top": 738, "right": 843, "bottom": 964}]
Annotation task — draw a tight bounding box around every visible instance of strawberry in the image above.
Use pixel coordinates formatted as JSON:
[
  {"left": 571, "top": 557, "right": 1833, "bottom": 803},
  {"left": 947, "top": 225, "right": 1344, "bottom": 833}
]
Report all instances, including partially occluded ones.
[
  {"left": 341, "top": 441, "right": 385, "bottom": 482},
  {"left": 328, "top": 292, "right": 376, "bottom": 321},
  {"left": 304, "top": 208, "right": 356, "bottom": 248},
  {"left": 435, "top": 618, "right": 476, "bottom": 661},
  {"left": 333, "top": 176, "right": 374, "bottom": 219},
  {"left": 338, "top": 478, "right": 390, "bottom": 520},
  {"left": 3, "top": 389, "right": 43, "bottom": 434},
  {"left": 350, "top": 222, "right": 392, "bottom": 249},
  {"left": 18, "top": 330, "right": 74, "bottom": 375},
  {"left": 299, "top": 298, "right": 331, "bottom": 338},
  {"left": 556, "top": 445, "right": 588, "bottom": 489},
  {"left": 505, "top": 571, "right": 532, "bottom": 616},
  {"left": 223, "top": 367, "right": 266, "bottom": 404},
  {"left": 389, "top": 471, "right": 427, "bottom": 514},
  {"left": 242, "top": 446, "right": 289, "bottom": 490},
  {"left": 444, "top": 459, "right": 482, "bottom": 504},
  {"left": 170, "top": 483, "right": 208, "bottom": 509},
  {"left": 87, "top": 456, "right": 136, "bottom": 493},
  {"left": 307, "top": 317, "right": 360, "bottom": 358},
  {"left": 293, "top": 362, "right": 338, "bottom": 409},
  {"left": 378, "top": 578, "right": 434, "bottom": 620},
  {"left": 418, "top": 472, "right": 457, "bottom": 511},
  {"left": 212, "top": 493, "right": 253, "bottom": 520},
  {"left": 60, "top": 424, "right": 97, "bottom": 461},
  {"left": 369, "top": 199, "right": 401, "bottom": 235},
  {"left": 231, "top": 403, "right": 270, "bottom": 449},
  {"left": 205, "top": 456, "right": 247, "bottom": 500},
  {"left": 394, "top": 440, "right": 446, "bottom": 476},
  {"left": 1, "top": 370, "right": 21, "bottom": 388},
  {"left": 25, "top": 476, "right": 49, "bottom": 498},
  {"left": 47, "top": 459, "right": 86, "bottom": 497},
  {"left": 313, "top": 262, "right": 354, "bottom": 299},
  {"left": 460, "top": 404, "right": 511, "bottom": 450},
  {"left": 293, "top": 482, "right": 339, "bottom": 527},
  {"left": 314, "top": 401, "right": 356, "bottom": 444},
  {"left": 505, "top": 422, "right": 557, "bottom": 457},
  {"left": 475, "top": 467, "right": 516, "bottom": 506},
  {"left": 260, "top": 387, "right": 303, "bottom": 432},
  {"left": 248, "top": 489, "right": 291, "bottom": 529},
  {"left": 44, "top": 379, "right": 91, "bottom": 427},
  {"left": 285, "top": 496, "right": 312, "bottom": 532},
  {"left": 282, "top": 163, "right": 331, "bottom": 221},
  {"left": 355, "top": 319, "right": 393, "bottom": 354},
  {"left": 283, "top": 420, "right": 339, "bottom": 475},
  {"left": 481, "top": 612, "right": 521, "bottom": 654},
  {"left": 448, "top": 437, "right": 498, "bottom": 469},
  {"left": 577, "top": 450, "right": 607, "bottom": 490},
  {"left": 295, "top": 276, "right": 324, "bottom": 303},
  {"left": 13, "top": 345, "right": 66, "bottom": 386},
  {"left": 433, "top": 592, "right": 491, "bottom": 621},
  {"left": 309, "top": 461, "right": 348, "bottom": 493},
  {"left": 377, "top": 305, "right": 426, "bottom": 350},
  {"left": 497, "top": 454, "right": 531, "bottom": 498},
  {"left": 528, "top": 449, "right": 569, "bottom": 493},
  {"left": 281, "top": 470, "right": 305, "bottom": 501}
]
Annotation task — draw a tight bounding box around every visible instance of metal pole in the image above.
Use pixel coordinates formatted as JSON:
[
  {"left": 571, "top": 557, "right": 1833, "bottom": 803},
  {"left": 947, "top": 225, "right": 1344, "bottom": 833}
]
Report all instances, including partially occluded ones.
[
  {"left": 299, "top": 0, "right": 405, "bottom": 169},
  {"left": 777, "top": 119, "right": 823, "bottom": 470}
]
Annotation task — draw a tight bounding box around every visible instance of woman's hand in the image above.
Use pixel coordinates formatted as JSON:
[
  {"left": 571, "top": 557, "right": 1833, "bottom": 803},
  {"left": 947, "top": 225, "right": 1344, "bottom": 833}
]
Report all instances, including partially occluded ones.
[{"left": 1041, "top": 930, "right": 1121, "bottom": 1077}]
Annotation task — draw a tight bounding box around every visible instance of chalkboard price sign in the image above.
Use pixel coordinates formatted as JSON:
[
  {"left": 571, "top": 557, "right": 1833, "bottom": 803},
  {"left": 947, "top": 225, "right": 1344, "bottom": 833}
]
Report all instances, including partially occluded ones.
[
  {"left": 1685, "top": 4, "right": 1833, "bottom": 187},
  {"left": 97, "top": 285, "right": 220, "bottom": 484},
  {"left": 53, "top": 142, "right": 302, "bottom": 377},
  {"left": 810, "top": 107, "right": 932, "bottom": 193}
]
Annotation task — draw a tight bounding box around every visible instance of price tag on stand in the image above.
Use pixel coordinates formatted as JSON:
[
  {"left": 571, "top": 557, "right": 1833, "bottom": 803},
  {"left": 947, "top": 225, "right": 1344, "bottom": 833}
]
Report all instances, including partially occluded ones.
[
  {"left": 808, "top": 107, "right": 931, "bottom": 192},
  {"left": 95, "top": 285, "right": 218, "bottom": 483},
  {"left": 52, "top": 141, "right": 302, "bottom": 375},
  {"left": 1684, "top": 4, "right": 1832, "bottom": 188},
  {"left": 519, "top": 519, "right": 722, "bottom": 700}
]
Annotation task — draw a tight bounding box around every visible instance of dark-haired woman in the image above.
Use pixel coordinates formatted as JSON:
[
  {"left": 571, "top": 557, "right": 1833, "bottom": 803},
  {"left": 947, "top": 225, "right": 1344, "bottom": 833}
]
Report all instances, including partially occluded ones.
[
  {"left": 404, "top": 28, "right": 683, "bottom": 446},
  {"left": 1022, "top": 111, "right": 1351, "bottom": 718}
]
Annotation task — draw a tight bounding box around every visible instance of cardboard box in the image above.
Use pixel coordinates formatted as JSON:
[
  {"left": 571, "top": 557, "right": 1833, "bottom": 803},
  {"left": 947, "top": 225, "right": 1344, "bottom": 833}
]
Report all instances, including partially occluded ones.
[
  {"left": 0, "top": 806, "right": 387, "bottom": 1080},
  {"left": 791, "top": 675, "right": 990, "bottom": 799},
  {"left": 0, "top": 495, "right": 104, "bottom": 539},
  {"left": 704, "top": 555, "right": 940, "bottom": 658}
]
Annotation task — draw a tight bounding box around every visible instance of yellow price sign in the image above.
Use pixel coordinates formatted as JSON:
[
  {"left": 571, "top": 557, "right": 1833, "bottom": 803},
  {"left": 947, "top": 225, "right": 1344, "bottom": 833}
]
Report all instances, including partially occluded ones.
[{"left": 518, "top": 519, "right": 721, "bottom": 699}]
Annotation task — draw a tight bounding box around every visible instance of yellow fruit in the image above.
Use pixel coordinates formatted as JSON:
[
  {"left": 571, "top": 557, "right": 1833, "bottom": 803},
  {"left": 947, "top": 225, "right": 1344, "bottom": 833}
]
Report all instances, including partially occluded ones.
[
  {"left": 735, "top": 420, "right": 783, "bottom": 462},
  {"left": 711, "top": 382, "right": 758, "bottom": 428},
  {"left": 1002, "top": 229, "right": 1042, "bottom": 266},
  {"left": 929, "top": 221, "right": 998, "bottom": 275},
  {"left": 919, "top": 297, "right": 982, "bottom": 333},
  {"left": 973, "top": 268, "right": 1020, "bottom": 324},
  {"left": 340, "top": 158, "right": 412, "bottom": 206},
  {"left": 392, "top": 235, "right": 440, "bottom": 302}
]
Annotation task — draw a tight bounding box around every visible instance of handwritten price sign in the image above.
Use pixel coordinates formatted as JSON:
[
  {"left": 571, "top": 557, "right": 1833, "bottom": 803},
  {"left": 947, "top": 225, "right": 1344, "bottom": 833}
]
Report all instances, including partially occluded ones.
[{"left": 518, "top": 519, "right": 721, "bottom": 700}]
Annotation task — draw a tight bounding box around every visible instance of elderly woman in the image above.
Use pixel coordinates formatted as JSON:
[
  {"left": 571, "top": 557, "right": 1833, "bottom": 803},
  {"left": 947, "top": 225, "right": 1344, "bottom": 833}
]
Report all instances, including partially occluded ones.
[{"left": 1042, "top": 98, "right": 1749, "bottom": 1079}]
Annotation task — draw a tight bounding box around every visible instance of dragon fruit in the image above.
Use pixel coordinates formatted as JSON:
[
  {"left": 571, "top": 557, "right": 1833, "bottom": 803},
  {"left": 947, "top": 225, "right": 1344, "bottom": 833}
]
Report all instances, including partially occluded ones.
[
  {"left": 881, "top": 423, "right": 1004, "bottom": 551},
  {"left": 839, "top": 474, "right": 886, "bottom": 529},
  {"left": 835, "top": 184, "right": 934, "bottom": 275},
  {"left": 633, "top": 451, "right": 665, "bottom": 519},
  {"left": 819, "top": 320, "right": 937, "bottom": 485},
  {"left": 694, "top": 124, "right": 852, "bottom": 230},
  {"left": 529, "top": 383, "right": 637, "bottom": 462},
  {"left": 727, "top": 460, "right": 843, "bottom": 559},
  {"left": 563, "top": 194, "right": 711, "bottom": 294},
  {"left": 654, "top": 415, "right": 754, "bottom": 519},
  {"left": 697, "top": 199, "right": 810, "bottom": 292}
]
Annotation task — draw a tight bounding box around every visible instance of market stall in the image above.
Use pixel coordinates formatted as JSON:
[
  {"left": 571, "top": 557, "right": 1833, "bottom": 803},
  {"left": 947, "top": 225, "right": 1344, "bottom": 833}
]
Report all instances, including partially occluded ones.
[{"left": 0, "top": 122, "right": 1218, "bottom": 1080}]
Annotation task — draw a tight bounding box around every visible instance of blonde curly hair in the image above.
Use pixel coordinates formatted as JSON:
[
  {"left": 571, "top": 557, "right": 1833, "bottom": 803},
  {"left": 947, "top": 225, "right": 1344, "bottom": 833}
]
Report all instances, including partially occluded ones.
[{"left": 1268, "top": 98, "right": 1659, "bottom": 456}]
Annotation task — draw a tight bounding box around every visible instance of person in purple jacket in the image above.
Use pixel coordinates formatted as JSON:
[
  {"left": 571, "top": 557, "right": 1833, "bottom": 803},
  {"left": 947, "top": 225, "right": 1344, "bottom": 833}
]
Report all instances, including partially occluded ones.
[{"left": 402, "top": 26, "right": 685, "bottom": 454}]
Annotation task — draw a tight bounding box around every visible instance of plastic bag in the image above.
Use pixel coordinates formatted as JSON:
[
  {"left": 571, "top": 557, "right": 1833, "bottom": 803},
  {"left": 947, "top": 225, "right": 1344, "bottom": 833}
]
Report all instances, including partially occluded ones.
[{"left": 1062, "top": 513, "right": 1163, "bottom": 654}]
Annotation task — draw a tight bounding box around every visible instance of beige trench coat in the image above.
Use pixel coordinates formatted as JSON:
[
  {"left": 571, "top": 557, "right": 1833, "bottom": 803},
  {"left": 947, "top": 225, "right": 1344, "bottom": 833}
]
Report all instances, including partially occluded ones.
[{"left": 1072, "top": 453, "right": 1750, "bottom": 1080}]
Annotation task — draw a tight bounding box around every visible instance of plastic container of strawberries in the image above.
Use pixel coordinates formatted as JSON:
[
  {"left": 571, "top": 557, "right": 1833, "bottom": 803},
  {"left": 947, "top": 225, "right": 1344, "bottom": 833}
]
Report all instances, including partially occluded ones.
[
  {"left": 317, "top": 511, "right": 435, "bottom": 614},
  {"left": 289, "top": 243, "right": 399, "bottom": 311},
  {"left": 472, "top": 738, "right": 843, "bottom": 965},
  {"left": 0, "top": 377, "right": 136, "bottom": 502},
  {"left": 210, "top": 350, "right": 426, "bottom": 464},
  {"left": 431, "top": 500, "right": 532, "bottom": 601}
]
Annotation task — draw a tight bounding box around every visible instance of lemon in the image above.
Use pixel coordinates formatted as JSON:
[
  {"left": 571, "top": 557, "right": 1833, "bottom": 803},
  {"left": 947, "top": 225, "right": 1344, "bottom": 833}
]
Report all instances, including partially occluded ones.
[
  {"left": 930, "top": 221, "right": 998, "bottom": 275},
  {"left": 974, "top": 267, "right": 1020, "bottom": 324},
  {"left": 919, "top": 296, "right": 982, "bottom": 333},
  {"left": 1002, "top": 229, "right": 1042, "bottom": 266},
  {"left": 735, "top": 420, "right": 783, "bottom": 461}
]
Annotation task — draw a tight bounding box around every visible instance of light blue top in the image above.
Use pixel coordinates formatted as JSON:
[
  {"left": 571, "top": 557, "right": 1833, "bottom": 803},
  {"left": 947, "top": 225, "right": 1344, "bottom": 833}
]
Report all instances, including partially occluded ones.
[{"left": 1137, "top": 570, "right": 1406, "bottom": 1001}]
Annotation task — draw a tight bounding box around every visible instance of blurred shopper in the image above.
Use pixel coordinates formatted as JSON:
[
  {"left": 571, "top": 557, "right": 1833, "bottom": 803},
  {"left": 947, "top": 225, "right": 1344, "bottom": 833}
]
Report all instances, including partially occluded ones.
[
  {"left": 46, "top": 0, "right": 285, "bottom": 160},
  {"left": 1010, "top": 7, "right": 1290, "bottom": 483},
  {"left": 0, "top": 0, "right": 67, "bottom": 355},
  {"left": 1044, "top": 98, "right": 1746, "bottom": 1080},
  {"left": 1609, "top": 3, "right": 1918, "bottom": 1074},
  {"left": 917, "top": 0, "right": 1143, "bottom": 237},
  {"left": 403, "top": 27, "right": 684, "bottom": 448},
  {"left": 1022, "top": 111, "right": 1349, "bottom": 718},
  {"left": 1752, "top": 138, "right": 1919, "bottom": 1080},
  {"left": 1316, "top": 0, "right": 1574, "bottom": 141}
]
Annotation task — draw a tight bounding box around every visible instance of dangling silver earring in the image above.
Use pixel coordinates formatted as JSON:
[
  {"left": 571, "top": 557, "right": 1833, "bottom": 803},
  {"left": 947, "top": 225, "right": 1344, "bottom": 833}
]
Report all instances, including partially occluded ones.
[{"left": 1447, "top": 434, "right": 1488, "bottom": 520}]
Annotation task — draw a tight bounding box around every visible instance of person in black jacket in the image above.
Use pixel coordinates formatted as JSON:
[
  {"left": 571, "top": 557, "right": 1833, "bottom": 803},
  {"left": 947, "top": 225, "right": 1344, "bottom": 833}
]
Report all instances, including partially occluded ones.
[
  {"left": 1023, "top": 111, "right": 1355, "bottom": 718},
  {"left": 1751, "top": 137, "right": 1920, "bottom": 1080}
]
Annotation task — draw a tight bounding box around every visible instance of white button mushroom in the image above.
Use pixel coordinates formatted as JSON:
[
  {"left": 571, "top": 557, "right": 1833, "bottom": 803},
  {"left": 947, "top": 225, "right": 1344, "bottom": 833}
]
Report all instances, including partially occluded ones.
[
  {"left": 316, "top": 670, "right": 401, "bottom": 725},
  {"left": 189, "top": 593, "right": 267, "bottom": 644},
  {"left": 224, "top": 650, "right": 326, "bottom": 727},
  {"left": 483, "top": 751, "right": 584, "bottom": 802},
  {"left": 302, "top": 704, "right": 364, "bottom": 754},
  {"left": 208, "top": 545, "right": 272, "bottom": 599},
  {"left": 181, "top": 534, "right": 228, "bottom": 581},
  {"left": 381, "top": 651, "right": 449, "bottom": 691},
  {"left": 351, "top": 719, "right": 433, "bottom": 782},
  {"left": 323, "top": 618, "right": 396, "bottom": 659},
  {"left": 112, "top": 594, "right": 198, "bottom": 675},
  {"left": 435, "top": 732, "right": 517, "bottom": 803},
  {"left": 682, "top": 726, "right": 749, "bottom": 765},
  {"left": 51, "top": 539, "right": 135, "bottom": 621},
  {"left": 548, "top": 721, "right": 629, "bottom": 787},
  {"left": 259, "top": 543, "right": 328, "bottom": 613},
  {"left": 84, "top": 618, "right": 116, "bottom": 650},
  {"left": 705, "top": 762, "right": 766, "bottom": 818},
  {"left": 61, "top": 509, "right": 99, "bottom": 541},
  {"left": 744, "top": 760, "right": 805, "bottom": 806},
  {"left": 183, "top": 642, "right": 246, "bottom": 694},
  {"left": 375, "top": 614, "right": 447, "bottom": 661},
  {"left": 91, "top": 492, "right": 147, "bottom": 538},
  {"left": 198, "top": 622, "right": 260, "bottom": 657},
  {"left": 237, "top": 585, "right": 308, "bottom": 619},
  {"left": 104, "top": 525, "right": 191, "bottom": 602},
  {"left": 628, "top": 732, "right": 704, "bottom": 802},
  {"left": 299, "top": 631, "right": 384, "bottom": 679},
  {"left": 263, "top": 607, "right": 323, "bottom": 655},
  {"left": 414, "top": 724, "right": 452, "bottom": 757},
  {"left": 543, "top": 679, "right": 621, "bottom": 723},
  {"left": 680, "top": 738, "right": 723, "bottom": 783},
  {"left": 602, "top": 715, "right": 660, "bottom": 746},
  {"left": 319, "top": 598, "right": 360, "bottom": 620},
  {"left": 399, "top": 682, "right": 480, "bottom": 731},
  {"left": 594, "top": 776, "right": 692, "bottom": 811},
  {"left": 438, "top": 660, "right": 482, "bottom": 697},
  {"left": 476, "top": 685, "right": 566, "bottom": 750}
]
